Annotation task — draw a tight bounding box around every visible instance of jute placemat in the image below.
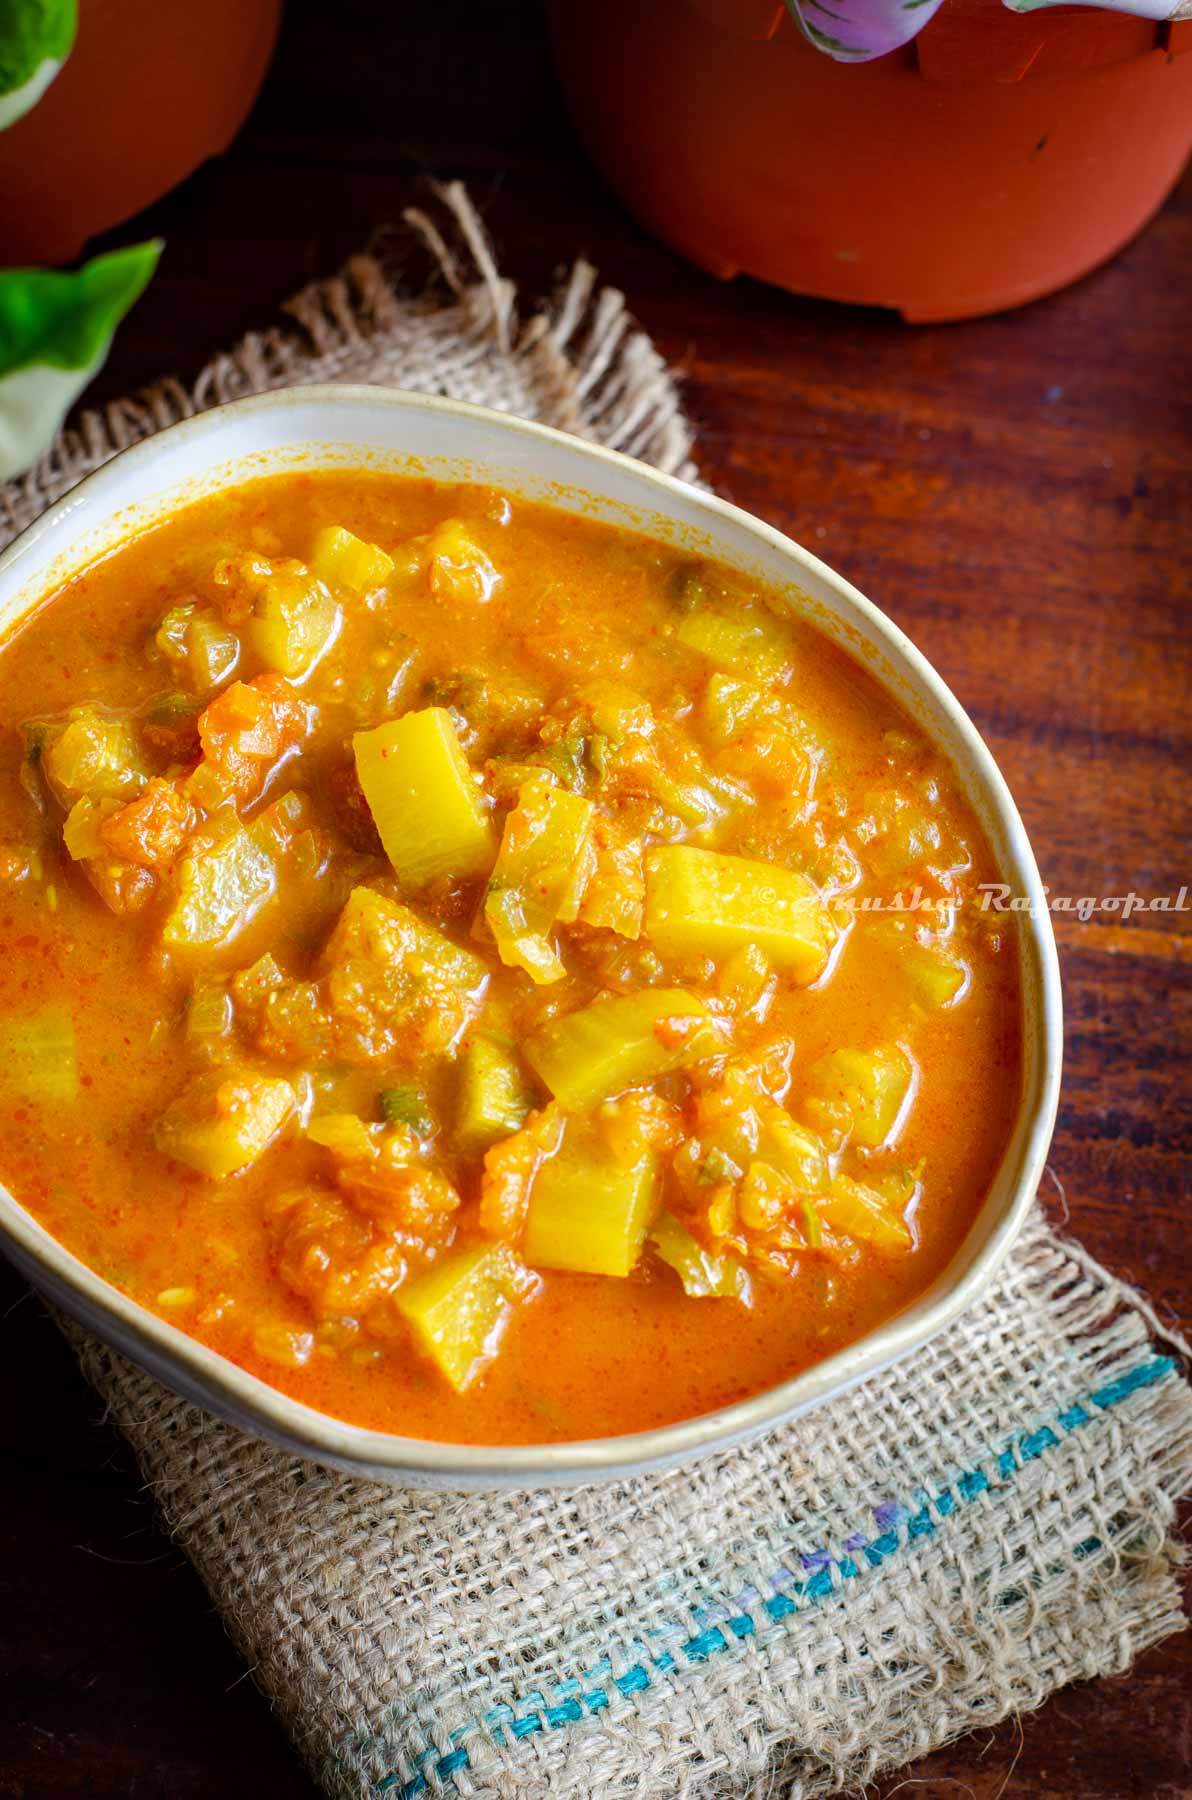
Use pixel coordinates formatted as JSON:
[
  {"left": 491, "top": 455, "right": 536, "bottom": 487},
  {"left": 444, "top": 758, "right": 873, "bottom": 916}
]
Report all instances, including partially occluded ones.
[{"left": 5, "top": 187, "right": 1190, "bottom": 1800}]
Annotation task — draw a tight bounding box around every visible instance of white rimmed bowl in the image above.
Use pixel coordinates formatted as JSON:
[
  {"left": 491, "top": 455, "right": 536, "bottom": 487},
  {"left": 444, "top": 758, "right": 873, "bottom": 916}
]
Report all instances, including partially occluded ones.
[{"left": 0, "top": 386, "right": 1062, "bottom": 1487}]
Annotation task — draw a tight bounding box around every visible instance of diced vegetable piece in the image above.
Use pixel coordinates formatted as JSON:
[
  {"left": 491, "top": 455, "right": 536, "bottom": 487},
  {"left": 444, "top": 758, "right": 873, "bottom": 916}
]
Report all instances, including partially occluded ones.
[
  {"left": 577, "top": 680, "right": 653, "bottom": 742},
  {"left": 252, "top": 1324, "right": 314, "bottom": 1368},
  {"left": 189, "top": 676, "right": 308, "bottom": 809},
  {"left": 524, "top": 1123, "right": 660, "bottom": 1277},
  {"left": 737, "top": 1160, "right": 799, "bottom": 1230},
  {"left": 324, "top": 887, "right": 486, "bottom": 991},
  {"left": 0, "top": 1007, "right": 78, "bottom": 1103},
  {"left": 247, "top": 791, "right": 322, "bottom": 878},
  {"left": 396, "top": 1242, "right": 534, "bottom": 1391},
  {"left": 717, "top": 942, "right": 774, "bottom": 1013},
  {"left": 819, "top": 1173, "right": 913, "bottom": 1251},
  {"left": 248, "top": 787, "right": 309, "bottom": 849},
  {"left": 676, "top": 600, "right": 792, "bottom": 682},
  {"left": 650, "top": 1211, "right": 752, "bottom": 1303},
  {"left": 456, "top": 1034, "right": 534, "bottom": 1152},
  {"left": 187, "top": 615, "right": 241, "bottom": 689},
  {"left": 154, "top": 605, "right": 201, "bottom": 663},
  {"left": 162, "top": 822, "right": 275, "bottom": 950},
  {"left": 309, "top": 525, "right": 394, "bottom": 595},
  {"left": 427, "top": 519, "right": 500, "bottom": 604},
  {"left": 154, "top": 1067, "right": 295, "bottom": 1178},
  {"left": 645, "top": 845, "right": 832, "bottom": 982},
  {"left": 306, "top": 1111, "right": 376, "bottom": 1159},
  {"left": 577, "top": 820, "right": 645, "bottom": 940},
  {"left": 98, "top": 778, "right": 193, "bottom": 871},
  {"left": 698, "top": 674, "right": 816, "bottom": 753},
  {"left": 695, "top": 1144, "right": 745, "bottom": 1188},
  {"left": 319, "top": 886, "right": 488, "bottom": 1059},
  {"left": 904, "top": 942, "right": 967, "bottom": 1009},
  {"left": 700, "top": 673, "right": 769, "bottom": 745},
  {"left": 353, "top": 707, "right": 494, "bottom": 887},
  {"left": 185, "top": 984, "right": 234, "bottom": 1057},
  {"left": 379, "top": 1084, "right": 435, "bottom": 1138},
  {"left": 615, "top": 737, "right": 723, "bottom": 829},
  {"left": 155, "top": 603, "right": 240, "bottom": 690},
  {"left": 79, "top": 854, "right": 157, "bottom": 915},
  {"left": 314, "top": 1124, "right": 461, "bottom": 1238},
  {"left": 805, "top": 1046, "right": 913, "bottom": 1149},
  {"left": 246, "top": 565, "right": 340, "bottom": 678},
  {"left": 762, "top": 1113, "right": 829, "bottom": 1191},
  {"left": 478, "top": 1103, "right": 565, "bottom": 1238},
  {"left": 872, "top": 1162, "right": 923, "bottom": 1213},
  {"left": 41, "top": 708, "right": 148, "bottom": 806},
  {"left": 62, "top": 795, "right": 120, "bottom": 860},
  {"left": 268, "top": 1182, "right": 405, "bottom": 1315},
  {"left": 596, "top": 1088, "right": 682, "bottom": 1166},
  {"left": 483, "top": 775, "right": 595, "bottom": 982},
  {"left": 141, "top": 691, "right": 201, "bottom": 758},
  {"left": 230, "top": 953, "right": 285, "bottom": 1008},
  {"left": 525, "top": 987, "right": 717, "bottom": 1111},
  {"left": 480, "top": 901, "right": 556, "bottom": 985},
  {"left": 307, "top": 1116, "right": 378, "bottom": 1159}
]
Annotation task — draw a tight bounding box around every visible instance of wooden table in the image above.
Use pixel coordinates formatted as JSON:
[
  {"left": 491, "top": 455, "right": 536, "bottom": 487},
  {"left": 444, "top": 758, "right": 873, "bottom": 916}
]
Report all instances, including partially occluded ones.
[{"left": 1, "top": 3, "right": 1188, "bottom": 1794}]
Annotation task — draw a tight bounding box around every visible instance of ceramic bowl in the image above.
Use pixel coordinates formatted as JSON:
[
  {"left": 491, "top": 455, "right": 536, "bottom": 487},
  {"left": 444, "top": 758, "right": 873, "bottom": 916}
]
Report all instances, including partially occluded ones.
[{"left": 0, "top": 385, "right": 1062, "bottom": 1487}]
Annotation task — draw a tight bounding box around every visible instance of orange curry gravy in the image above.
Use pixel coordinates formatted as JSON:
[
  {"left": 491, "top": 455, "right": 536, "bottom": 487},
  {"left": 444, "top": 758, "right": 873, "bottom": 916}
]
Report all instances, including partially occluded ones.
[{"left": 0, "top": 473, "right": 1021, "bottom": 1444}]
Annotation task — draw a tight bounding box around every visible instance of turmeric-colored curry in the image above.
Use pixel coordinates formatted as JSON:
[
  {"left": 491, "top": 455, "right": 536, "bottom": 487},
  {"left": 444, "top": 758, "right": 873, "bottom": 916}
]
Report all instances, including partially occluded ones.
[{"left": 0, "top": 473, "right": 1021, "bottom": 1444}]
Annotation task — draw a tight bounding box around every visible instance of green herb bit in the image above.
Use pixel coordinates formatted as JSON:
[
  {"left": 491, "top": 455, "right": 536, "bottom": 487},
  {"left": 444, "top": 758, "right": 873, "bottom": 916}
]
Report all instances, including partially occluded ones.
[
  {"left": 144, "top": 690, "right": 197, "bottom": 727},
  {"left": 534, "top": 731, "right": 589, "bottom": 791},
  {"left": 586, "top": 732, "right": 611, "bottom": 780},
  {"left": 669, "top": 563, "right": 713, "bottom": 612},
  {"left": 697, "top": 1145, "right": 745, "bottom": 1187},
  {"left": 379, "top": 1084, "right": 436, "bottom": 1138}
]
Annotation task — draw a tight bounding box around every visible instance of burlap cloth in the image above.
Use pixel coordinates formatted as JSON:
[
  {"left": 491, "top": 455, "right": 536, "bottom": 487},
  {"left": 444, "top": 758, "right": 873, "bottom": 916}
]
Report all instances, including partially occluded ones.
[{"left": 3, "top": 188, "right": 1190, "bottom": 1800}]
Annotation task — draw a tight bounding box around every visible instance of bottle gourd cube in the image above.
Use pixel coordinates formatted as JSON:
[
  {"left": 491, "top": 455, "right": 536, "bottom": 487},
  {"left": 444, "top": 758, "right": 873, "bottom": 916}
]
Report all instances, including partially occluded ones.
[
  {"left": 396, "top": 1242, "right": 534, "bottom": 1391},
  {"left": 523, "top": 1123, "right": 660, "bottom": 1278},
  {"left": 354, "top": 707, "right": 494, "bottom": 887},
  {"left": 805, "top": 1046, "right": 913, "bottom": 1149},
  {"left": 309, "top": 526, "right": 395, "bottom": 596},
  {"left": 645, "top": 844, "right": 832, "bottom": 982},
  {"left": 525, "top": 987, "right": 716, "bottom": 1110},
  {"left": 675, "top": 600, "right": 792, "bottom": 682},
  {"left": 650, "top": 1211, "right": 752, "bottom": 1303},
  {"left": 820, "top": 1174, "right": 913, "bottom": 1251},
  {"left": 246, "top": 568, "right": 340, "bottom": 678},
  {"left": 483, "top": 775, "right": 596, "bottom": 982},
  {"left": 163, "top": 823, "right": 275, "bottom": 950},
  {"left": 155, "top": 1068, "right": 295, "bottom": 1178},
  {"left": 455, "top": 1035, "right": 535, "bottom": 1152}
]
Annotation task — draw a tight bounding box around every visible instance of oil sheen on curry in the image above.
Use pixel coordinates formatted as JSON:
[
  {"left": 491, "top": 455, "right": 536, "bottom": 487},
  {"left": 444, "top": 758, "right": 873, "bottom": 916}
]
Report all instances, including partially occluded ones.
[{"left": 0, "top": 473, "right": 1021, "bottom": 1445}]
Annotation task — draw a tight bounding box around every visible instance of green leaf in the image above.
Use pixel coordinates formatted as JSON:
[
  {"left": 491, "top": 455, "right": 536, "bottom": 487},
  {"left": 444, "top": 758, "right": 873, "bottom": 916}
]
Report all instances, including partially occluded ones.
[
  {"left": 0, "top": 241, "right": 162, "bottom": 480},
  {"left": 0, "top": 239, "right": 162, "bottom": 379},
  {"left": 0, "top": 0, "right": 77, "bottom": 128}
]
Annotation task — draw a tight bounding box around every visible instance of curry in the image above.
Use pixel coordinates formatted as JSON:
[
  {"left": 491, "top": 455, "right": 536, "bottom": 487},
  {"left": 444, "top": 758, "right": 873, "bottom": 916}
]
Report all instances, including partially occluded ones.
[{"left": 0, "top": 472, "right": 1021, "bottom": 1444}]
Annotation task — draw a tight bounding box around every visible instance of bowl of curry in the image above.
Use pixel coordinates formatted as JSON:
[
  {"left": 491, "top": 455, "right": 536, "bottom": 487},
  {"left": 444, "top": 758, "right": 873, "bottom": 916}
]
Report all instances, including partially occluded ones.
[{"left": 0, "top": 387, "right": 1061, "bottom": 1485}]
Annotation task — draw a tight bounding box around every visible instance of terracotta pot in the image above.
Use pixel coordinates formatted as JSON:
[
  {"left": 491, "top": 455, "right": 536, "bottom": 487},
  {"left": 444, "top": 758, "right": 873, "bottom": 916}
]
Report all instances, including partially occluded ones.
[
  {"left": 0, "top": 0, "right": 283, "bottom": 267},
  {"left": 548, "top": 0, "right": 1192, "bottom": 321}
]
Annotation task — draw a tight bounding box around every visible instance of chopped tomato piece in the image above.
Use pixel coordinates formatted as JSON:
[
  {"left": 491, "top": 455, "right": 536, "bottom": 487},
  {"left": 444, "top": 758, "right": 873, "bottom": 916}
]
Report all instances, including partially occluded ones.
[
  {"left": 189, "top": 675, "right": 307, "bottom": 808},
  {"left": 99, "top": 778, "right": 194, "bottom": 871},
  {"left": 478, "top": 1104, "right": 564, "bottom": 1240}
]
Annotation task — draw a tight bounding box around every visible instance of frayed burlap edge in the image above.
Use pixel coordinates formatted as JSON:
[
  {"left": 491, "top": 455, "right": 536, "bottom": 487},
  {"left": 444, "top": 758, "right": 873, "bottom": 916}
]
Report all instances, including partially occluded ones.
[{"left": 0, "top": 181, "right": 696, "bottom": 554}]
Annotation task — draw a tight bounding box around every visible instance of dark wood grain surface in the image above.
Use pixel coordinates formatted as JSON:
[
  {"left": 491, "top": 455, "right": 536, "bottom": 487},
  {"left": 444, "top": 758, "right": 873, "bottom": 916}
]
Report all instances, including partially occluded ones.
[{"left": 1, "top": 3, "right": 1189, "bottom": 1795}]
